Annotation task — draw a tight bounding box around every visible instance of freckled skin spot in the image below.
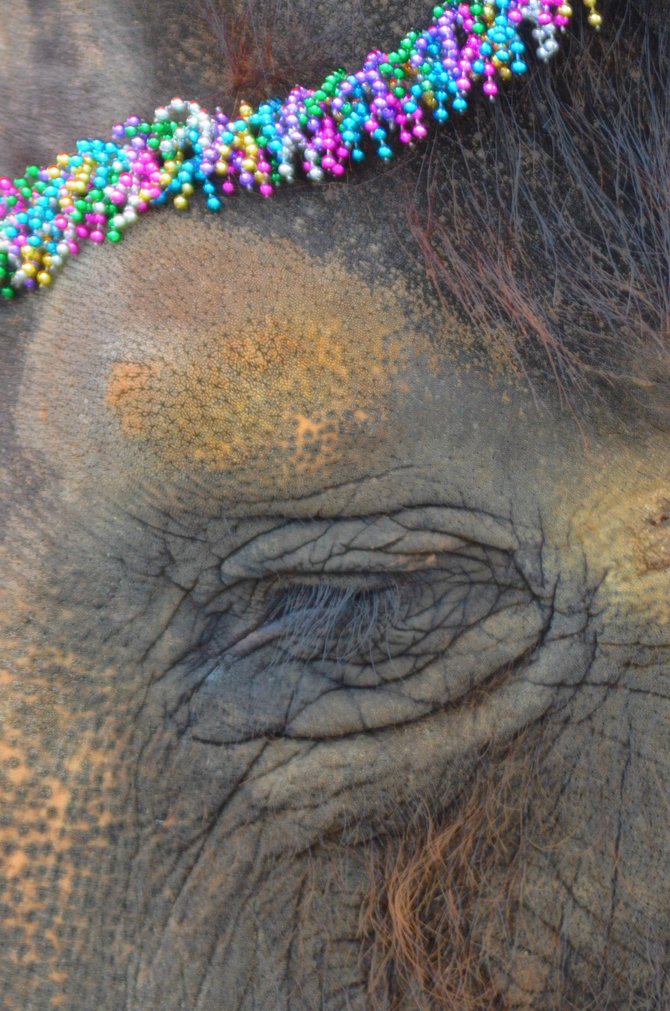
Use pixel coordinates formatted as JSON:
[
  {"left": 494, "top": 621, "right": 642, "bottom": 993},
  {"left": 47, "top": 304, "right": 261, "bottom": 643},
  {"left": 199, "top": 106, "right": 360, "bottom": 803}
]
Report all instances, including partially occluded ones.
[
  {"left": 99, "top": 231, "right": 430, "bottom": 479},
  {"left": 0, "top": 604, "right": 132, "bottom": 1007}
]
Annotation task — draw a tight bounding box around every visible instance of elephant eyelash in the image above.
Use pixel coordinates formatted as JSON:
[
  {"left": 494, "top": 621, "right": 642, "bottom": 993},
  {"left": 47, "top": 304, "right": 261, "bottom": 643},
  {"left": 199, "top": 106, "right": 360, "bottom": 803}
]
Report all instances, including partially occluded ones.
[{"left": 262, "top": 578, "right": 405, "bottom": 665}]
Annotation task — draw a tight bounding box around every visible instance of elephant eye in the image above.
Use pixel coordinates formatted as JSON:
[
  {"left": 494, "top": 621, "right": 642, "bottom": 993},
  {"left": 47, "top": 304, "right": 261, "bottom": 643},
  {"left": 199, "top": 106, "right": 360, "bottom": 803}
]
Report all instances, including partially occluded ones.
[{"left": 262, "top": 577, "right": 407, "bottom": 666}]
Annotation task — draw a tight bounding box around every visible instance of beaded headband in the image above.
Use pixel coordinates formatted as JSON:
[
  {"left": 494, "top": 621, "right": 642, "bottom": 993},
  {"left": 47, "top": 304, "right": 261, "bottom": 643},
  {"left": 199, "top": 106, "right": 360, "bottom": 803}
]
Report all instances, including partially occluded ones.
[{"left": 0, "top": 0, "right": 600, "bottom": 299}]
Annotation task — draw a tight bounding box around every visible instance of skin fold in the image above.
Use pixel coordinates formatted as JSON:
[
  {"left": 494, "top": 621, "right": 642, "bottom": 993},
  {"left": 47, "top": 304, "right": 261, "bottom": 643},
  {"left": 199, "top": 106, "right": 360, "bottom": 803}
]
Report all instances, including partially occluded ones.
[{"left": 1, "top": 1, "right": 669, "bottom": 1008}]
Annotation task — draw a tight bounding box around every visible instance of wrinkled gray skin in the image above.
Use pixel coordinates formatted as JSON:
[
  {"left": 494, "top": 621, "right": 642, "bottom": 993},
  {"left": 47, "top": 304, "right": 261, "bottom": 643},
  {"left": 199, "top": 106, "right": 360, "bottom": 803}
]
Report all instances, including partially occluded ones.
[{"left": 1, "top": 2, "right": 669, "bottom": 1009}]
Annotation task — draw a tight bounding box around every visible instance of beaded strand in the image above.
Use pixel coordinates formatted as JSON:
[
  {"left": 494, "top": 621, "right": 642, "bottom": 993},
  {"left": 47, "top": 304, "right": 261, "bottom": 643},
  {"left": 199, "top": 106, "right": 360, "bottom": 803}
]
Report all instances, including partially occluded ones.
[{"left": 0, "top": 0, "right": 600, "bottom": 299}]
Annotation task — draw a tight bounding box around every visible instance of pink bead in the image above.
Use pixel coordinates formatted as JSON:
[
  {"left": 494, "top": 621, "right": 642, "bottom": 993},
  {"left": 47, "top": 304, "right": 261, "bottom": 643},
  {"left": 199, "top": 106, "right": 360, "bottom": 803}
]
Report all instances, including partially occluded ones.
[
  {"left": 400, "top": 130, "right": 412, "bottom": 143},
  {"left": 76, "top": 226, "right": 89, "bottom": 238},
  {"left": 483, "top": 81, "right": 498, "bottom": 96},
  {"left": 68, "top": 241, "right": 79, "bottom": 254},
  {"left": 331, "top": 163, "right": 345, "bottom": 177},
  {"left": 413, "top": 124, "right": 427, "bottom": 138},
  {"left": 222, "top": 181, "right": 235, "bottom": 194},
  {"left": 259, "top": 183, "right": 273, "bottom": 197},
  {"left": 509, "top": 9, "right": 523, "bottom": 22},
  {"left": 90, "top": 230, "right": 105, "bottom": 243}
]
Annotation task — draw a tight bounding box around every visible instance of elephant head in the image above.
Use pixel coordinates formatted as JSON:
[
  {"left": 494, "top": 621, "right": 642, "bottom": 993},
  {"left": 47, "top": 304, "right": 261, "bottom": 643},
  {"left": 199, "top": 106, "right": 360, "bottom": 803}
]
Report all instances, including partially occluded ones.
[{"left": 1, "top": 1, "right": 669, "bottom": 1007}]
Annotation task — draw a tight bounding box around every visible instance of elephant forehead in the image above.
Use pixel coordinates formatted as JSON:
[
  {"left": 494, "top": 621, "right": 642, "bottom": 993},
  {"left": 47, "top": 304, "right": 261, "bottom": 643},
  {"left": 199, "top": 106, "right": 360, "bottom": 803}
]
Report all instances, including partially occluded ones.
[{"left": 19, "top": 212, "right": 451, "bottom": 494}]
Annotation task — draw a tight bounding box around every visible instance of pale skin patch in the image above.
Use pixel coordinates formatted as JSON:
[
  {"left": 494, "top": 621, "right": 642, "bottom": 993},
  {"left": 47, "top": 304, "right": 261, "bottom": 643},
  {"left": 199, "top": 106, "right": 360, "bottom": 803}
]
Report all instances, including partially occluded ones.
[
  {"left": 84, "top": 223, "right": 439, "bottom": 481},
  {"left": 567, "top": 452, "right": 670, "bottom": 625},
  {"left": 102, "top": 256, "right": 426, "bottom": 477}
]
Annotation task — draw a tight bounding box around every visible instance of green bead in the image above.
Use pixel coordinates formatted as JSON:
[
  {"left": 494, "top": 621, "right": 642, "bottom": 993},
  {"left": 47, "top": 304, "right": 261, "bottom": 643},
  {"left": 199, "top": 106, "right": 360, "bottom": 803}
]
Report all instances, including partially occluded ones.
[
  {"left": 14, "top": 177, "right": 26, "bottom": 188},
  {"left": 393, "top": 86, "right": 406, "bottom": 97},
  {"left": 139, "top": 122, "right": 151, "bottom": 133},
  {"left": 89, "top": 189, "right": 103, "bottom": 201},
  {"left": 70, "top": 210, "right": 84, "bottom": 223},
  {"left": 0, "top": 267, "right": 7, "bottom": 280},
  {"left": 20, "top": 187, "right": 32, "bottom": 198},
  {"left": 472, "top": 22, "right": 485, "bottom": 33},
  {"left": 148, "top": 137, "right": 160, "bottom": 149},
  {"left": 470, "top": 3, "right": 483, "bottom": 11},
  {"left": 379, "top": 62, "right": 393, "bottom": 75},
  {"left": 75, "top": 200, "right": 88, "bottom": 212},
  {"left": 394, "top": 67, "right": 406, "bottom": 79},
  {"left": 107, "top": 230, "right": 122, "bottom": 243},
  {"left": 125, "top": 125, "right": 137, "bottom": 137},
  {"left": 314, "top": 90, "right": 327, "bottom": 102},
  {"left": 5, "top": 195, "right": 18, "bottom": 206},
  {"left": 433, "top": 5, "right": 445, "bottom": 15},
  {"left": 1, "top": 287, "right": 15, "bottom": 300},
  {"left": 26, "top": 165, "right": 40, "bottom": 178}
]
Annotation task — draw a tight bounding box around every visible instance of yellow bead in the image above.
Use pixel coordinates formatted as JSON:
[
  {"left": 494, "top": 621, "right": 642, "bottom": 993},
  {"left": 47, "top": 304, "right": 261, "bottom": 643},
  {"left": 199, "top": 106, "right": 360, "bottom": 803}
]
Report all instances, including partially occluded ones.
[
  {"left": 241, "top": 158, "right": 256, "bottom": 171},
  {"left": 22, "top": 263, "right": 37, "bottom": 277},
  {"left": 254, "top": 171, "right": 266, "bottom": 183},
  {"left": 558, "top": 4, "right": 572, "bottom": 14},
  {"left": 37, "top": 271, "right": 53, "bottom": 286},
  {"left": 499, "top": 66, "right": 512, "bottom": 80},
  {"left": 173, "top": 195, "right": 189, "bottom": 211},
  {"left": 219, "top": 145, "right": 231, "bottom": 158},
  {"left": 239, "top": 102, "right": 253, "bottom": 118},
  {"left": 47, "top": 165, "right": 61, "bottom": 179},
  {"left": 588, "top": 11, "right": 602, "bottom": 26},
  {"left": 56, "top": 153, "right": 70, "bottom": 166},
  {"left": 181, "top": 183, "right": 194, "bottom": 196},
  {"left": 215, "top": 160, "right": 229, "bottom": 175},
  {"left": 138, "top": 188, "right": 152, "bottom": 202}
]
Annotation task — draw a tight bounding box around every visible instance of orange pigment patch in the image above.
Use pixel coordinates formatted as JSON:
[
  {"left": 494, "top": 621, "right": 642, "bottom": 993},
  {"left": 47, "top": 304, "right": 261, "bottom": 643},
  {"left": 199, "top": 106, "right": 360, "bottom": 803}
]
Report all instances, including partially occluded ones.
[
  {"left": 0, "top": 618, "right": 130, "bottom": 1005},
  {"left": 101, "top": 227, "right": 436, "bottom": 478}
]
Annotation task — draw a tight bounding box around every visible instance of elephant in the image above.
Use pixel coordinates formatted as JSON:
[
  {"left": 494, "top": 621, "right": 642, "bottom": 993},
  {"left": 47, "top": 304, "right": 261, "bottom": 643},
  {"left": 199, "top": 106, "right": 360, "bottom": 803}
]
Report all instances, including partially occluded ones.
[{"left": 0, "top": 0, "right": 669, "bottom": 1007}]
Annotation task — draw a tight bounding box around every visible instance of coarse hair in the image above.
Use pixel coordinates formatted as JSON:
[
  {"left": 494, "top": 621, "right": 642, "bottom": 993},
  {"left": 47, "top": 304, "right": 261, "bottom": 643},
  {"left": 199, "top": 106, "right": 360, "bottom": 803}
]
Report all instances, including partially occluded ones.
[{"left": 193, "top": 0, "right": 669, "bottom": 425}]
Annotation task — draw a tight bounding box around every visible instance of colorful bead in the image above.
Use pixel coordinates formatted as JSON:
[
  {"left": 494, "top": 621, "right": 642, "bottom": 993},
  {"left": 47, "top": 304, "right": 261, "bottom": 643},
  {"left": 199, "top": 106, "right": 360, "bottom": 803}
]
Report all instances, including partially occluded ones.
[{"left": 0, "top": 0, "right": 599, "bottom": 298}]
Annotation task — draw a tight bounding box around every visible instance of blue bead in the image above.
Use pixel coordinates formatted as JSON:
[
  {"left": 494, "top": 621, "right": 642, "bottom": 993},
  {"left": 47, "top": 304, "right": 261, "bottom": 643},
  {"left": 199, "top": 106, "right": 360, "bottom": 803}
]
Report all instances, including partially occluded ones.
[{"left": 207, "top": 197, "right": 222, "bottom": 211}]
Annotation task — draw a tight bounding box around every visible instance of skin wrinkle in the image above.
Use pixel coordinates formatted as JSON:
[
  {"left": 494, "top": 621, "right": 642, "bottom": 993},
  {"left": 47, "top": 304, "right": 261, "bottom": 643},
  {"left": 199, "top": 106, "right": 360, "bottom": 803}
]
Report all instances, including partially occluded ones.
[{"left": 0, "top": 2, "right": 669, "bottom": 1008}]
